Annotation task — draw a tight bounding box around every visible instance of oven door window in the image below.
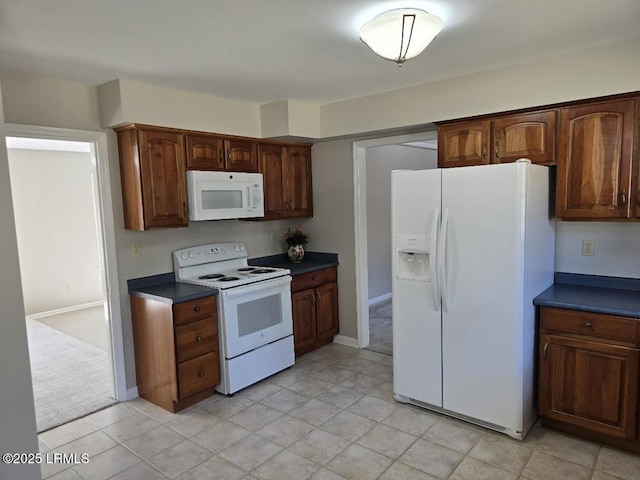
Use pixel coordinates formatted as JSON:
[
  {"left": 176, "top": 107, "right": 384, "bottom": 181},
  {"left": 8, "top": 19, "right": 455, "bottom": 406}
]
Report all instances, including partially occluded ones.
[{"left": 237, "top": 294, "right": 282, "bottom": 336}]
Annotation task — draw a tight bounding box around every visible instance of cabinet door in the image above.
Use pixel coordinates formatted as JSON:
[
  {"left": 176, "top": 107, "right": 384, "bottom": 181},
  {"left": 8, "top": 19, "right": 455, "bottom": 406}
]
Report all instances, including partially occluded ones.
[
  {"left": 257, "top": 143, "right": 286, "bottom": 219},
  {"left": 292, "top": 289, "right": 317, "bottom": 356},
  {"left": 316, "top": 282, "right": 339, "bottom": 340},
  {"left": 539, "top": 333, "right": 639, "bottom": 440},
  {"left": 224, "top": 139, "right": 258, "bottom": 172},
  {"left": 437, "top": 120, "right": 490, "bottom": 168},
  {"left": 492, "top": 110, "right": 556, "bottom": 165},
  {"left": 284, "top": 145, "right": 313, "bottom": 217},
  {"left": 185, "top": 134, "right": 225, "bottom": 170},
  {"left": 138, "top": 130, "right": 188, "bottom": 229},
  {"left": 557, "top": 99, "right": 635, "bottom": 219}
]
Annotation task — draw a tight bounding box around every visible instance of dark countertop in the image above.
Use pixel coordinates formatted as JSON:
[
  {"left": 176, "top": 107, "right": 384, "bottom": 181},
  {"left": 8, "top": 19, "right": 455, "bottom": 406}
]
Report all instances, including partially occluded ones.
[
  {"left": 128, "top": 273, "right": 218, "bottom": 305},
  {"left": 127, "top": 252, "right": 338, "bottom": 303},
  {"left": 534, "top": 273, "right": 640, "bottom": 318}
]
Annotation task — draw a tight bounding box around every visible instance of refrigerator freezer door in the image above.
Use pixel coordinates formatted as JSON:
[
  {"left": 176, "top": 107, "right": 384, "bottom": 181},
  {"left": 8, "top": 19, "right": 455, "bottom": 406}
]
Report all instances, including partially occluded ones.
[
  {"left": 392, "top": 169, "right": 443, "bottom": 407},
  {"left": 440, "top": 163, "right": 527, "bottom": 432}
]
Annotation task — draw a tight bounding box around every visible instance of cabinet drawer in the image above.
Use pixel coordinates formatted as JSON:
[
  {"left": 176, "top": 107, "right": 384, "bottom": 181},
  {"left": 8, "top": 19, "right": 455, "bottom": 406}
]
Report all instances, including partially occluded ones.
[
  {"left": 292, "top": 267, "right": 337, "bottom": 292},
  {"left": 175, "top": 318, "right": 218, "bottom": 363},
  {"left": 173, "top": 296, "right": 217, "bottom": 326},
  {"left": 177, "top": 352, "right": 220, "bottom": 398},
  {"left": 541, "top": 307, "right": 640, "bottom": 343}
]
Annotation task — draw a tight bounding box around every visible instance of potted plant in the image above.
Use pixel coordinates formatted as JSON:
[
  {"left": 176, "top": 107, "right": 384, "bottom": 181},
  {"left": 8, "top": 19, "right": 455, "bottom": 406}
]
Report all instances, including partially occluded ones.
[{"left": 282, "top": 225, "right": 308, "bottom": 263}]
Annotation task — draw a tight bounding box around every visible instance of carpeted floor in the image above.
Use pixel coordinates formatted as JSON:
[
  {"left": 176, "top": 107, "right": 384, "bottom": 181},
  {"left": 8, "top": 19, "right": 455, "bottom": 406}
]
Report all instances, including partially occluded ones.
[
  {"left": 366, "top": 299, "right": 392, "bottom": 355},
  {"left": 26, "top": 306, "right": 115, "bottom": 432}
]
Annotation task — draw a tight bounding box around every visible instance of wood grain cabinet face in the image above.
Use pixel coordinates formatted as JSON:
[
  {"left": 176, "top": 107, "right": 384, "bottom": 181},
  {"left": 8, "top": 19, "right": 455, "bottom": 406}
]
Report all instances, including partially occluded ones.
[
  {"left": 539, "top": 307, "right": 640, "bottom": 445},
  {"left": 291, "top": 267, "right": 339, "bottom": 357},
  {"left": 185, "top": 134, "right": 225, "bottom": 170},
  {"left": 492, "top": 110, "right": 556, "bottom": 165},
  {"left": 438, "top": 120, "right": 491, "bottom": 167},
  {"left": 224, "top": 139, "right": 258, "bottom": 172},
  {"left": 556, "top": 99, "right": 636, "bottom": 219}
]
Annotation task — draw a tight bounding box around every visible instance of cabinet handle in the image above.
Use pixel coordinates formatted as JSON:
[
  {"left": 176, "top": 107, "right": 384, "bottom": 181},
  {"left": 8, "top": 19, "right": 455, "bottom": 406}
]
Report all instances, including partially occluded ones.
[
  {"left": 621, "top": 189, "right": 627, "bottom": 205},
  {"left": 183, "top": 202, "right": 188, "bottom": 217},
  {"left": 316, "top": 291, "right": 321, "bottom": 300},
  {"left": 219, "top": 149, "right": 224, "bottom": 165},
  {"left": 543, "top": 342, "right": 548, "bottom": 359},
  {"left": 482, "top": 140, "right": 487, "bottom": 160},
  {"left": 495, "top": 139, "right": 500, "bottom": 159},
  {"left": 584, "top": 321, "right": 592, "bottom": 327},
  {"left": 194, "top": 306, "right": 201, "bottom": 313},
  {"left": 198, "top": 372, "right": 205, "bottom": 377},
  {"left": 196, "top": 335, "right": 203, "bottom": 342}
]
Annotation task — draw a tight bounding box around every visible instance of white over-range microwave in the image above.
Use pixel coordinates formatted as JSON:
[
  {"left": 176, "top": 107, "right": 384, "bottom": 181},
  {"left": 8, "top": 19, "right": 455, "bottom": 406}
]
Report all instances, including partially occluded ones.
[{"left": 186, "top": 170, "right": 265, "bottom": 221}]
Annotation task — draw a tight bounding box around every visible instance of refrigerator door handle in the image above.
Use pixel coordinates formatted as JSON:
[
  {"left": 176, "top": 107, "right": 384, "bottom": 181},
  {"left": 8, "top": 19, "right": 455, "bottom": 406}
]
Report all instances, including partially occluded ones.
[
  {"left": 430, "top": 208, "right": 440, "bottom": 310},
  {"left": 438, "top": 208, "right": 450, "bottom": 312}
]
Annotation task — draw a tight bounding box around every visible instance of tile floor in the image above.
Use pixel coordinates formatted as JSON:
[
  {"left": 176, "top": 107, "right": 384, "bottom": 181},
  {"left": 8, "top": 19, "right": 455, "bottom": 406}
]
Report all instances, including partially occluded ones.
[{"left": 38, "top": 343, "right": 640, "bottom": 480}]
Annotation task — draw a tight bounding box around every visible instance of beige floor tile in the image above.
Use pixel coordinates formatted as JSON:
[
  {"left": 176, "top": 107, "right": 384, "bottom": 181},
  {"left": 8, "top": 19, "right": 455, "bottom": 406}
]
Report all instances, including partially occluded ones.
[
  {"left": 122, "top": 425, "right": 185, "bottom": 459},
  {"left": 126, "top": 398, "right": 177, "bottom": 423},
  {"left": 467, "top": 434, "right": 532, "bottom": 474},
  {"left": 164, "top": 408, "right": 219, "bottom": 437},
  {"left": 448, "top": 456, "right": 517, "bottom": 480},
  {"left": 176, "top": 454, "right": 246, "bottom": 480},
  {"left": 314, "top": 386, "right": 363, "bottom": 409},
  {"left": 218, "top": 433, "right": 282, "bottom": 471},
  {"left": 109, "top": 461, "right": 167, "bottom": 480},
  {"left": 267, "top": 368, "right": 312, "bottom": 388},
  {"left": 46, "top": 469, "right": 83, "bottom": 480},
  {"left": 346, "top": 394, "right": 395, "bottom": 422},
  {"left": 367, "top": 381, "right": 395, "bottom": 403},
  {"left": 423, "top": 419, "right": 481, "bottom": 454},
  {"left": 360, "top": 363, "right": 393, "bottom": 382},
  {"left": 228, "top": 403, "right": 284, "bottom": 431},
  {"left": 287, "top": 377, "right": 334, "bottom": 397},
  {"left": 595, "top": 446, "right": 640, "bottom": 480},
  {"left": 257, "top": 415, "right": 315, "bottom": 447},
  {"left": 379, "top": 461, "right": 438, "bottom": 479},
  {"left": 338, "top": 373, "right": 385, "bottom": 394},
  {"left": 190, "top": 420, "right": 251, "bottom": 453},
  {"left": 592, "top": 471, "right": 632, "bottom": 480},
  {"left": 147, "top": 439, "right": 212, "bottom": 478},
  {"left": 399, "top": 438, "right": 463, "bottom": 478},
  {"left": 357, "top": 423, "right": 417, "bottom": 459},
  {"left": 101, "top": 411, "right": 161, "bottom": 443},
  {"left": 204, "top": 395, "right": 253, "bottom": 418},
  {"left": 382, "top": 405, "right": 439, "bottom": 437},
  {"left": 289, "top": 399, "right": 340, "bottom": 426},
  {"left": 534, "top": 429, "right": 601, "bottom": 467},
  {"left": 321, "top": 410, "right": 376, "bottom": 441},
  {"left": 252, "top": 449, "right": 320, "bottom": 480},
  {"left": 71, "top": 445, "right": 140, "bottom": 480},
  {"left": 327, "top": 444, "right": 393, "bottom": 479},
  {"left": 521, "top": 451, "right": 592, "bottom": 480},
  {"left": 39, "top": 418, "right": 98, "bottom": 449},
  {"left": 331, "top": 356, "right": 375, "bottom": 372},
  {"left": 311, "top": 366, "right": 356, "bottom": 384},
  {"left": 260, "top": 388, "right": 310, "bottom": 412},
  {"left": 377, "top": 355, "right": 394, "bottom": 366},
  {"left": 84, "top": 403, "right": 138, "bottom": 429},
  {"left": 290, "top": 429, "right": 351, "bottom": 465},
  {"left": 353, "top": 349, "right": 387, "bottom": 362},
  {"left": 311, "top": 468, "right": 347, "bottom": 479},
  {"left": 235, "top": 381, "right": 282, "bottom": 402}
]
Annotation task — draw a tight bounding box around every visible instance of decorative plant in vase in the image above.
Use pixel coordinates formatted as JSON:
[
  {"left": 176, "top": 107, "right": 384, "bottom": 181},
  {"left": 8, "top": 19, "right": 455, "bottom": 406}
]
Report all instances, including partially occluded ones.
[{"left": 282, "top": 225, "right": 308, "bottom": 263}]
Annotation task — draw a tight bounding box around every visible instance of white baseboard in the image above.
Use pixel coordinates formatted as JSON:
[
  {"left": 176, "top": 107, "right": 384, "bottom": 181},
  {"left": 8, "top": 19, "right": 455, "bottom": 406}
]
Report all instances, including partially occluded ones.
[
  {"left": 333, "top": 335, "right": 360, "bottom": 349},
  {"left": 368, "top": 292, "right": 392, "bottom": 307},
  {"left": 125, "top": 387, "right": 139, "bottom": 401},
  {"left": 26, "top": 300, "right": 105, "bottom": 320}
]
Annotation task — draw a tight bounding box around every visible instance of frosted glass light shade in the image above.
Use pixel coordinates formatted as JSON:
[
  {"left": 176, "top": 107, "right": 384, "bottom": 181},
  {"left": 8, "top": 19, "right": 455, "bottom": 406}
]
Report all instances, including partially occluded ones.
[{"left": 360, "top": 8, "right": 443, "bottom": 65}]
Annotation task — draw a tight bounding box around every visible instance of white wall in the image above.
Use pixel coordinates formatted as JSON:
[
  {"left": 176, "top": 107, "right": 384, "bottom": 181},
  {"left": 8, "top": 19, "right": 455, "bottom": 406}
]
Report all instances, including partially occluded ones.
[
  {"left": 366, "top": 145, "right": 437, "bottom": 301},
  {"left": 0, "top": 87, "right": 41, "bottom": 480},
  {"left": 8, "top": 149, "right": 103, "bottom": 314}
]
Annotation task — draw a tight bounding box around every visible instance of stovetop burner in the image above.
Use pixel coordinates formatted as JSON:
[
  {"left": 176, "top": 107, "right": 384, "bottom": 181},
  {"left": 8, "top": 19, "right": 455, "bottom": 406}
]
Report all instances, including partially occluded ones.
[
  {"left": 237, "top": 267, "right": 256, "bottom": 272},
  {"left": 199, "top": 273, "right": 225, "bottom": 280},
  {"left": 250, "top": 268, "right": 276, "bottom": 274},
  {"left": 219, "top": 276, "right": 240, "bottom": 282}
]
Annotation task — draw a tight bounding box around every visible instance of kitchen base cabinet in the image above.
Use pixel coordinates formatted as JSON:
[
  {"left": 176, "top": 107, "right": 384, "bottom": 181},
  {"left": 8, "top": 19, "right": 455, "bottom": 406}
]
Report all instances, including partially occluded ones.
[
  {"left": 131, "top": 295, "right": 220, "bottom": 412},
  {"left": 291, "top": 267, "right": 339, "bottom": 357},
  {"left": 539, "top": 307, "right": 640, "bottom": 453}
]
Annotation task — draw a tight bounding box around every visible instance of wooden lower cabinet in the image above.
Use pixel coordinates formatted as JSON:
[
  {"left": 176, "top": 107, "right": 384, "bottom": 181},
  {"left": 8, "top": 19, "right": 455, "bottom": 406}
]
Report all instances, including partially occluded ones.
[
  {"left": 291, "top": 267, "right": 339, "bottom": 357},
  {"left": 539, "top": 307, "right": 640, "bottom": 452},
  {"left": 131, "top": 295, "right": 220, "bottom": 412}
]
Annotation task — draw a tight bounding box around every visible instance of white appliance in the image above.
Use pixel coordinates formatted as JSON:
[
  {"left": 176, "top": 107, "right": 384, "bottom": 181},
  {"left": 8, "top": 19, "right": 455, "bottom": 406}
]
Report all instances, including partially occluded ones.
[
  {"left": 174, "top": 242, "right": 294, "bottom": 395},
  {"left": 186, "top": 171, "right": 264, "bottom": 221},
  {"left": 391, "top": 160, "right": 555, "bottom": 440}
]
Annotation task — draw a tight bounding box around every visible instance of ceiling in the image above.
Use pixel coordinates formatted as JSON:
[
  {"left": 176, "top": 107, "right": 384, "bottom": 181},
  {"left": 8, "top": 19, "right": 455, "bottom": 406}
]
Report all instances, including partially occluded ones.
[{"left": 0, "top": 0, "right": 639, "bottom": 105}]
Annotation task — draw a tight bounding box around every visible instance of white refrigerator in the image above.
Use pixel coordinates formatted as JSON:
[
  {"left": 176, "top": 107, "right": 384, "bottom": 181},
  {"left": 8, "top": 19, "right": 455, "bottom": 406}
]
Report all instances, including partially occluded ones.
[{"left": 391, "top": 160, "right": 555, "bottom": 440}]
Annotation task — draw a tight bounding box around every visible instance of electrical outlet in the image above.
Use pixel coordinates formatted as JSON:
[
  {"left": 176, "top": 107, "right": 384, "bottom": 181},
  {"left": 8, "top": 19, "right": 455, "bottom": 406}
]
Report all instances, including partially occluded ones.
[
  {"left": 132, "top": 243, "right": 142, "bottom": 257},
  {"left": 582, "top": 239, "right": 595, "bottom": 256},
  {"left": 270, "top": 230, "right": 276, "bottom": 244}
]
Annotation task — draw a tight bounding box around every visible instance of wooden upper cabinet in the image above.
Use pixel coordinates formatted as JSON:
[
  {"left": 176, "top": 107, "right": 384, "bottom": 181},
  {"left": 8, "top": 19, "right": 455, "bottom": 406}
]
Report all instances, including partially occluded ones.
[
  {"left": 185, "top": 134, "right": 225, "bottom": 170},
  {"left": 438, "top": 120, "right": 490, "bottom": 167},
  {"left": 285, "top": 145, "right": 313, "bottom": 218},
  {"left": 492, "top": 110, "right": 556, "bottom": 165},
  {"left": 117, "top": 127, "right": 188, "bottom": 230},
  {"left": 258, "top": 143, "right": 286, "bottom": 219},
  {"left": 556, "top": 99, "right": 636, "bottom": 220},
  {"left": 224, "top": 139, "right": 258, "bottom": 172}
]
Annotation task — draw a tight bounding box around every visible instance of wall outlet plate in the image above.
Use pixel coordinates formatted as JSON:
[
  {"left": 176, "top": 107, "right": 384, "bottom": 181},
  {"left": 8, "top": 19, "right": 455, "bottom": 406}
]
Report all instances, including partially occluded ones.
[
  {"left": 132, "top": 243, "right": 142, "bottom": 257},
  {"left": 582, "top": 239, "right": 595, "bottom": 256}
]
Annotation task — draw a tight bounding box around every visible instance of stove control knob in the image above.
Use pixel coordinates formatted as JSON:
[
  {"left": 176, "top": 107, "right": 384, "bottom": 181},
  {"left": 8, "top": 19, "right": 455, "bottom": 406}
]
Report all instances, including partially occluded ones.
[
  {"left": 234, "top": 245, "right": 240, "bottom": 252},
  {"left": 240, "top": 245, "right": 245, "bottom": 251},
  {"left": 181, "top": 253, "right": 188, "bottom": 260},
  {"left": 188, "top": 251, "right": 195, "bottom": 258},
  {"left": 213, "top": 248, "right": 219, "bottom": 255}
]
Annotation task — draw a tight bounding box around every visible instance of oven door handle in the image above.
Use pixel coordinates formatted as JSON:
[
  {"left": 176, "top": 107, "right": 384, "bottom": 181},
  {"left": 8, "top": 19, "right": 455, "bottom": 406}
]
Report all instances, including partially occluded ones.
[{"left": 221, "top": 275, "right": 292, "bottom": 298}]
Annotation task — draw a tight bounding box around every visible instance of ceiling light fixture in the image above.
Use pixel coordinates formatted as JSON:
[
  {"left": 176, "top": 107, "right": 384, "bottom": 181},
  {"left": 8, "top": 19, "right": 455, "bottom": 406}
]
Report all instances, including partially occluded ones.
[{"left": 359, "top": 8, "right": 443, "bottom": 66}]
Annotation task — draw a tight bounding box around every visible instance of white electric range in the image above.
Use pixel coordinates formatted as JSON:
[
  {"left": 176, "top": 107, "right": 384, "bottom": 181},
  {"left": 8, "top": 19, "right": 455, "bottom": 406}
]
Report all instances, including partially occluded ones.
[{"left": 174, "top": 242, "right": 294, "bottom": 395}]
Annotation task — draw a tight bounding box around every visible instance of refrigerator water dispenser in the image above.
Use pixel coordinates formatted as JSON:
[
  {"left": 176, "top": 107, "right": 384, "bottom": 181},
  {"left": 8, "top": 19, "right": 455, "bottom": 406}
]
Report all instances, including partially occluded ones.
[{"left": 395, "top": 234, "right": 433, "bottom": 281}]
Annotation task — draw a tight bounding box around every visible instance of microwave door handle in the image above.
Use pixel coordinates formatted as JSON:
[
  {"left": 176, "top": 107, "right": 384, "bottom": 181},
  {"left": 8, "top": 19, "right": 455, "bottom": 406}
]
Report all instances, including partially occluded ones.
[{"left": 246, "top": 185, "right": 252, "bottom": 210}]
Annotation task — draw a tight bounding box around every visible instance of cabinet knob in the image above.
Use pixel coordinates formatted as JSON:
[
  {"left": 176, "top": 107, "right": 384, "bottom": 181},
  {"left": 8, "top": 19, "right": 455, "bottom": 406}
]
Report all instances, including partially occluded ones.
[
  {"left": 621, "top": 189, "right": 627, "bottom": 205},
  {"left": 482, "top": 140, "right": 487, "bottom": 160},
  {"left": 194, "top": 306, "right": 201, "bottom": 313},
  {"left": 198, "top": 372, "right": 205, "bottom": 377},
  {"left": 196, "top": 335, "right": 203, "bottom": 342},
  {"left": 584, "top": 321, "right": 592, "bottom": 327},
  {"left": 495, "top": 139, "right": 500, "bottom": 159}
]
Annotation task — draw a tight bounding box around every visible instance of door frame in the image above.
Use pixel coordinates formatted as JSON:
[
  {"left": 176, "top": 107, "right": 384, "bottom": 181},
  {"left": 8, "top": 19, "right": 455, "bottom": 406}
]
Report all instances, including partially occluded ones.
[
  {"left": 5, "top": 123, "right": 127, "bottom": 401},
  {"left": 352, "top": 131, "right": 438, "bottom": 348}
]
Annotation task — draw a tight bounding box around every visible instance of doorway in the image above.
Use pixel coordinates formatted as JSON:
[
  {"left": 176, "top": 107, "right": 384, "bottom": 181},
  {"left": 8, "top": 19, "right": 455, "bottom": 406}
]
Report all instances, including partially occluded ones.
[
  {"left": 353, "top": 131, "right": 438, "bottom": 352},
  {"left": 5, "top": 125, "right": 126, "bottom": 432}
]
